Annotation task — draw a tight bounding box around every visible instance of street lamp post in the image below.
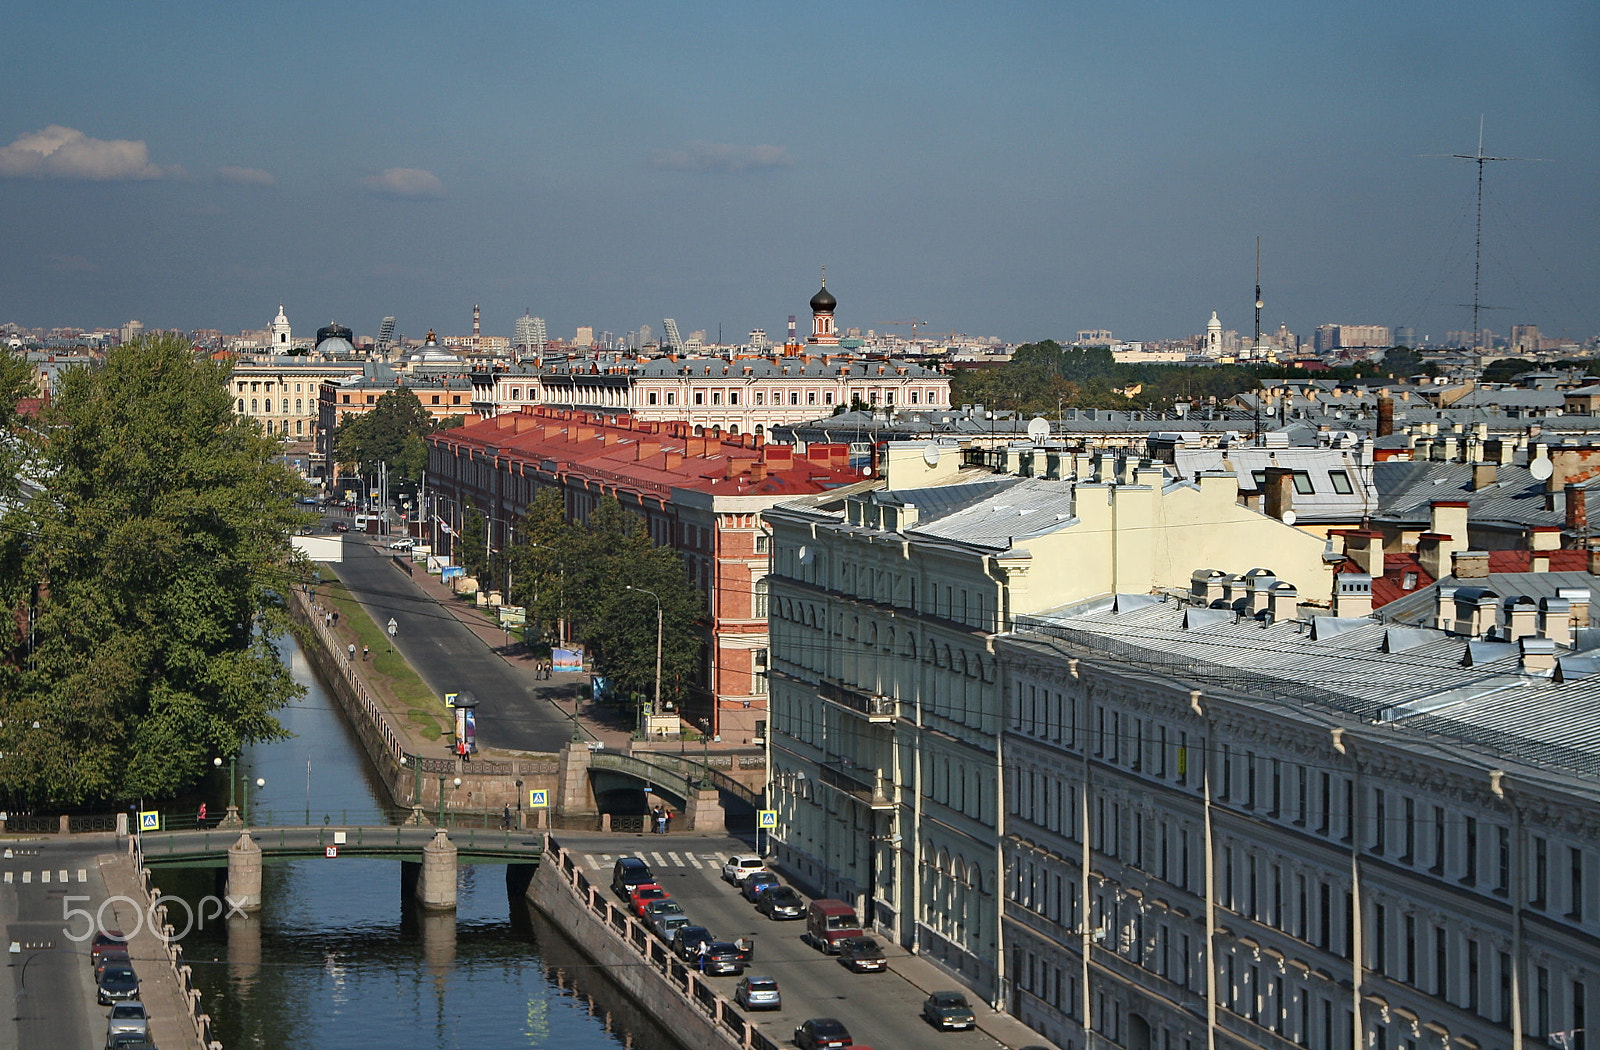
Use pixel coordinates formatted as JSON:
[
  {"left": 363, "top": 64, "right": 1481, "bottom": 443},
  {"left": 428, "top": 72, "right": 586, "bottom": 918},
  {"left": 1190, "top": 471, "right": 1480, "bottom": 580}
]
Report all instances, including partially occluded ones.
[
  {"left": 626, "top": 585, "right": 662, "bottom": 742},
  {"left": 243, "top": 777, "right": 265, "bottom": 826},
  {"left": 698, "top": 718, "right": 711, "bottom": 789}
]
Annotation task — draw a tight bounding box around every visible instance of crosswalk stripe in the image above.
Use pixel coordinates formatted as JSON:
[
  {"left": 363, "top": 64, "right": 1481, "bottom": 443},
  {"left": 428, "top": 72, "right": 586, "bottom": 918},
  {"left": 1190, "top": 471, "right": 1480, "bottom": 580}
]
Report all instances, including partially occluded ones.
[
  {"left": 3, "top": 872, "right": 10, "bottom": 883},
  {"left": 39, "top": 871, "right": 49, "bottom": 884},
  {"left": 584, "top": 855, "right": 604, "bottom": 869},
  {"left": 58, "top": 870, "right": 67, "bottom": 883},
  {"left": 21, "top": 871, "right": 30, "bottom": 883},
  {"left": 685, "top": 853, "right": 703, "bottom": 868},
  {"left": 648, "top": 852, "right": 666, "bottom": 866},
  {"left": 667, "top": 852, "right": 684, "bottom": 866},
  {"left": 78, "top": 870, "right": 87, "bottom": 882}
]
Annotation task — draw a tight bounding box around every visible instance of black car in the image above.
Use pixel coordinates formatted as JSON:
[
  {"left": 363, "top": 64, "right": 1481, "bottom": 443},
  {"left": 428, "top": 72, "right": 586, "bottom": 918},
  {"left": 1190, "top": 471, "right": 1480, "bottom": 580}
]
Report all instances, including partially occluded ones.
[
  {"left": 699, "top": 941, "right": 745, "bottom": 976},
  {"left": 96, "top": 964, "right": 140, "bottom": 1005},
  {"left": 756, "top": 884, "right": 805, "bottom": 920},
  {"left": 921, "top": 990, "right": 977, "bottom": 1030},
  {"left": 611, "top": 857, "right": 654, "bottom": 898},
  {"left": 793, "top": 1017, "right": 853, "bottom": 1049},
  {"left": 836, "top": 935, "right": 887, "bottom": 973},
  {"left": 670, "top": 925, "right": 714, "bottom": 963}
]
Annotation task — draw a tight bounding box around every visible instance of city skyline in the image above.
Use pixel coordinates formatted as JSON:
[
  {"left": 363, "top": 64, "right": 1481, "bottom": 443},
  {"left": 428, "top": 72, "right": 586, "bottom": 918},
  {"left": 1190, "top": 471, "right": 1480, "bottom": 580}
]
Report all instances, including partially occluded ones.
[{"left": 1, "top": 2, "right": 1596, "bottom": 345}]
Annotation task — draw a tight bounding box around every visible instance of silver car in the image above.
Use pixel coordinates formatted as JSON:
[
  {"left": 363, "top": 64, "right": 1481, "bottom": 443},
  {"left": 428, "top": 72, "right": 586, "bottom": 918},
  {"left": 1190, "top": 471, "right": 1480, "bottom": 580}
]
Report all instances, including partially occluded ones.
[
  {"left": 106, "top": 1002, "right": 149, "bottom": 1041},
  {"left": 734, "top": 974, "right": 781, "bottom": 1011}
]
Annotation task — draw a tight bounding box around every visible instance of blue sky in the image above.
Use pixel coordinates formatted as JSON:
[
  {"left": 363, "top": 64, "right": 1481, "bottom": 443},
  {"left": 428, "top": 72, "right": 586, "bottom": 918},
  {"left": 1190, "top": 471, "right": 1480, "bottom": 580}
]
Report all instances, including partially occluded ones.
[{"left": 2, "top": 1, "right": 1596, "bottom": 346}]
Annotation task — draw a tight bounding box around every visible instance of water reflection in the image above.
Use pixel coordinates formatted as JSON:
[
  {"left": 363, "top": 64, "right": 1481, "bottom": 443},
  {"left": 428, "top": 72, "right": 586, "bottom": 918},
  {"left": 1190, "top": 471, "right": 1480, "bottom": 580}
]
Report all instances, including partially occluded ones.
[{"left": 161, "top": 631, "right": 680, "bottom": 1050}]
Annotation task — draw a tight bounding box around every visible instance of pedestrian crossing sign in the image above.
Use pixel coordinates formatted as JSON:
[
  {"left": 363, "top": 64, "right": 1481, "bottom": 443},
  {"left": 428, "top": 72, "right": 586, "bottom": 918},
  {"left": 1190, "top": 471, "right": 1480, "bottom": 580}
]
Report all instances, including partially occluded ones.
[
  {"left": 758, "top": 809, "right": 777, "bottom": 829},
  {"left": 528, "top": 789, "right": 549, "bottom": 809},
  {"left": 139, "top": 811, "right": 160, "bottom": 831}
]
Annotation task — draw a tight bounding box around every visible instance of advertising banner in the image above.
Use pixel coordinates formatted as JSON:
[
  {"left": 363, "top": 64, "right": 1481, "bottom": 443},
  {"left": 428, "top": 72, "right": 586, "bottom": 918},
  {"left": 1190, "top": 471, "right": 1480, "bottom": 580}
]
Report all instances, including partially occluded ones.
[{"left": 552, "top": 648, "right": 584, "bottom": 673}]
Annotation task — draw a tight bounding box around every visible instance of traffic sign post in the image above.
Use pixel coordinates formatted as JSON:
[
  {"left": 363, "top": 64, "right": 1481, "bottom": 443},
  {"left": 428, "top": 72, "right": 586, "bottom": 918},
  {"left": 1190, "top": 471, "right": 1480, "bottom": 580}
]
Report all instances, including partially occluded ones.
[
  {"left": 757, "top": 809, "right": 777, "bottom": 855},
  {"left": 139, "top": 811, "right": 160, "bottom": 832},
  {"left": 386, "top": 618, "right": 397, "bottom": 652},
  {"left": 528, "top": 789, "right": 548, "bottom": 809}
]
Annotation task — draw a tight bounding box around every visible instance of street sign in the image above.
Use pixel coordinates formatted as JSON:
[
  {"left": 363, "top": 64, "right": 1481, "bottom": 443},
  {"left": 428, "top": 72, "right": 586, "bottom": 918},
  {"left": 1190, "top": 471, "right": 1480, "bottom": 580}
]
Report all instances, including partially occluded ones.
[
  {"left": 758, "top": 809, "right": 778, "bottom": 829},
  {"left": 528, "top": 789, "right": 549, "bottom": 809},
  {"left": 139, "top": 811, "right": 160, "bottom": 832},
  {"left": 387, "top": 620, "right": 397, "bottom": 638},
  {"left": 325, "top": 846, "right": 338, "bottom": 858}
]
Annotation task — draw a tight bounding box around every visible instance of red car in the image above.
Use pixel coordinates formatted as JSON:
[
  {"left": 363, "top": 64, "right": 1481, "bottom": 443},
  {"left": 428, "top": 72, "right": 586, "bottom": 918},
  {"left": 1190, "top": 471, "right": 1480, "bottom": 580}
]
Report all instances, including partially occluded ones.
[
  {"left": 333, "top": 521, "right": 351, "bottom": 533},
  {"left": 90, "top": 930, "right": 127, "bottom": 967},
  {"left": 629, "top": 883, "right": 670, "bottom": 918}
]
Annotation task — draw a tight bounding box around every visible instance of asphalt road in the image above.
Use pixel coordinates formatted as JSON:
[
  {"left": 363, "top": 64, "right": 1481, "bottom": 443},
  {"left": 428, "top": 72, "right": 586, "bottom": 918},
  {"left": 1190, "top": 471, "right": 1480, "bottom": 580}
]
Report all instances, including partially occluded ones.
[
  {"left": 0, "top": 838, "right": 123, "bottom": 1050},
  {"left": 326, "top": 535, "right": 576, "bottom": 753},
  {"left": 566, "top": 833, "right": 1010, "bottom": 1050}
]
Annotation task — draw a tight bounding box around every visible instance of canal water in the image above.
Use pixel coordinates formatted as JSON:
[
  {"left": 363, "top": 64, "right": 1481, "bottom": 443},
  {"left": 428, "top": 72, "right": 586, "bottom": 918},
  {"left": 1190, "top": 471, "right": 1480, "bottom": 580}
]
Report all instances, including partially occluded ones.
[{"left": 159, "top": 633, "right": 682, "bottom": 1050}]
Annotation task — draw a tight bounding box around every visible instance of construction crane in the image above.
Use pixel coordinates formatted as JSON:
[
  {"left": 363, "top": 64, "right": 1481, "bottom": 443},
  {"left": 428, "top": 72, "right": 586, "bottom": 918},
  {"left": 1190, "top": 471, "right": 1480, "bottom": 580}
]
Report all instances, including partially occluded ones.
[{"left": 876, "top": 319, "right": 929, "bottom": 337}]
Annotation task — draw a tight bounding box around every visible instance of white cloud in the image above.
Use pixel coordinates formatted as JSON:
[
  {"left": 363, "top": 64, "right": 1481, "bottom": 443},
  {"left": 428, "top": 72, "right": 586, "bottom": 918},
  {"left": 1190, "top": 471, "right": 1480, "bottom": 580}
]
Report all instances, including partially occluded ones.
[
  {"left": 361, "top": 168, "right": 445, "bottom": 199},
  {"left": 649, "top": 140, "right": 794, "bottom": 174},
  {"left": 215, "top": 166, "right": 274, "bottom": 186},
  {"left": 0, "top": 125, "right": 181, "bottom": 180}
]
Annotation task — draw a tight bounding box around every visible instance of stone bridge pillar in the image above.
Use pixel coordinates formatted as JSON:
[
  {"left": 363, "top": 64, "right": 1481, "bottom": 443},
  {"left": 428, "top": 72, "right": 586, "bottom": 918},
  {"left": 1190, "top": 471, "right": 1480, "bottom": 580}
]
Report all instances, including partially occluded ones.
[
  {"left": 555, "top": 740, "right": 597, "bottom": 820},
  {"left": 686, "top": 786, "right": 722, "bottom": 832},
  {"left": 226, "top": 831, "right": 263, "bottom": 912},
  {"left": 416, "top": 830, "right": 458, "bottom": 911}
]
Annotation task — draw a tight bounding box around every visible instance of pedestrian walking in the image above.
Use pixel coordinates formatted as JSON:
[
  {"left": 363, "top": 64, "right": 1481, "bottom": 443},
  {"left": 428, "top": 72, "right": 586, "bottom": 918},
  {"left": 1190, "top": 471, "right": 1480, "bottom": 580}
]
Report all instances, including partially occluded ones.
[
  {"left": 362, "top": 645, "right": 369, "bottom": 661},
  {"left": 332, "top": 610, "right": 339, "bottom": 627},
  {"left": 663, "top": 809, "right": 673, "bottom": 834},
  {"left": 697, "top": 940, "right": 708, "bottom": 972},
  {"left": 501, "top": 804, "right": 512, "bottom": 831},
  {"left": 197, "top": 803, "right": 207, "bottom": 828},
  {"left": 347, "top": 643, "right": 355, "bottom": 661},
  {"left": 654, "top": 808, "right": 666, "bottom": 835}
]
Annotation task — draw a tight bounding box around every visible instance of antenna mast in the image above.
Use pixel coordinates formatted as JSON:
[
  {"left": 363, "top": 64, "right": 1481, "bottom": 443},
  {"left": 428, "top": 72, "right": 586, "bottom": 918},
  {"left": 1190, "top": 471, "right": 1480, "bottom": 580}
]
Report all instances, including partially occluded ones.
[
  {"left": 1253, "top": 236, "right": 1263, "bottom": 353},
  {"left": 1449, "top": 118, "right": 1546, "bottom": 351}
]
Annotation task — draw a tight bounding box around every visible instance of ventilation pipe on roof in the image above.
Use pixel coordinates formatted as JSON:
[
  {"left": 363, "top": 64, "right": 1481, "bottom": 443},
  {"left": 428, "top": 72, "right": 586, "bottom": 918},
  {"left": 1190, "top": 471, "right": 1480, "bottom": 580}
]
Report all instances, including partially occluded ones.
[
  {"left": 1503, "top": 596, "right": 1538, "bottom": 642},
  {"left": 1435, "top": 585, "right": 1458, "bottom": 631},
  {"left": 1268, "top": 582, "right": 1299, "bottom": 623},
  {"left": 1559, "top": 587, "right": 1591, "bottom": 627},
  {"left": 1452, "top": 550, "right": 1491, "bottom": 579},
  {"left": 1333, "top": 574, "right": 1373, "bottom": 618},
  {"left": 1539, "top": 596, "right": 1573, "bottom": 647},
  {"left": 1472, "top": 462, "right": 1498, "bottom": 491},
  {"left": 1190, "top": 569, "right": 1226, "bottom": 606},
  {"left": 1520, "top": 635, "right": 1557, "bottom": 673}
]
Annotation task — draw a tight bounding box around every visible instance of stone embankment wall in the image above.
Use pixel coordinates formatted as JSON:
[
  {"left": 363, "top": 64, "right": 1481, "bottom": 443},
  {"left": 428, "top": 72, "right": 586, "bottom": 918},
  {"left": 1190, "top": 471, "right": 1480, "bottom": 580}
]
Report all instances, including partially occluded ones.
[{"left": 528, "top": 835, "right": 786, "bottom": 1050}]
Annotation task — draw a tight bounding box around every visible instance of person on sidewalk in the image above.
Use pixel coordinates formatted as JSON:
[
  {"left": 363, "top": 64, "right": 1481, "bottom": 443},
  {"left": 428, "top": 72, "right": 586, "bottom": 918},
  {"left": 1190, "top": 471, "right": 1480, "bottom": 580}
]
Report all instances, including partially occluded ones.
[
  {"left": 663, "top": 809, "right": 673, "bottom": 834},
  {"left": 501, "top": 804, "right": 511, "bottom": 831},
  {"left": 362, "top": 645, "right": 369, "bottom": 661},
  {"left": 347, "top": 643, "right": 355, "bottom": 661},
  {"left": 197, "top": 803, "right": 207, "bottom": 828}
]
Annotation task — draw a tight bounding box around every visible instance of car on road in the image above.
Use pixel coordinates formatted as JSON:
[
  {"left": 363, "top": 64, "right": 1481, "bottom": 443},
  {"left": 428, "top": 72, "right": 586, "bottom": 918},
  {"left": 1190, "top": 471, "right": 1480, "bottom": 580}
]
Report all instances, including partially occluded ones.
[
  {"left": 741, "top": 871, "right": 782, "bottom": 902},
  {"left": 104, "top": 1035, "right": 156, "bottom": 1050},
  {"left": 756, "top": 884, "right": 805, "bottom": 920},
  {"left": 670, "top": 925, "right": 714, "bottom": 963},
  {"left": 836, "top": 936, "right": 887, "bottom": 973},
  {"left": 95, "top": 946, "right": 132, "bottom": 977},
  {"left": 96, "top": 964, "right": 140, "bottom": 1005},
  {"left": 699, "top": 941, "right": 745, "bottom": 976},
  {"left": 332, "top": 521, "right": 350, "bottom": 532},
  {"left": 921, "top": 990, "right": 977, "bottom": 1030},
  {"left": 721, "top": 855, "right": 770, "bottom": 885},
  {"left": 793, "top": 1017, "right": 853, "bottom": 1049},
  {"left": 106, "top": 1002, "right": 150, "bottom": 1042},
  {"left": 733, "top": 975, "right": 781, "bottom": 1011},
  {"left": 90, "top": 930, "right": 127, "bottom": 966},
  {"left": 388, "top": 537, "right": 415, "bottom": 550},
  {"left": 629, "top": 883, "right": 670, "bottom": 917},
  {"left": 611, "top": 856, "right": 654, "bottom": 898},
  {"left": 644, "top": 899, "right": 688, "bottom": 940}
]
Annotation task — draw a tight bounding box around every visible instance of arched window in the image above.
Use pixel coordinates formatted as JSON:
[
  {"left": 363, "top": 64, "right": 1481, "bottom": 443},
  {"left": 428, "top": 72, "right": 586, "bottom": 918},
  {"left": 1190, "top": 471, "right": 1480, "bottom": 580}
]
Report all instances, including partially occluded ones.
[
  {"left": 754, "top": 577, "right": 769, "bottom": 618},
  {"left": 295, "top": 419, "right": 303, "bottom": 434},
  {"left": 250, "top": 399, "right": 258, "bottom": 413},
  {"left": 295, "top": 399, "right": 302, "bottom": 413},
  {"left": 281, "top": 399, "right": 289, "bottom": 414},
  {"left": 237, "top": 398, "right": 245, "bottom": 412}
]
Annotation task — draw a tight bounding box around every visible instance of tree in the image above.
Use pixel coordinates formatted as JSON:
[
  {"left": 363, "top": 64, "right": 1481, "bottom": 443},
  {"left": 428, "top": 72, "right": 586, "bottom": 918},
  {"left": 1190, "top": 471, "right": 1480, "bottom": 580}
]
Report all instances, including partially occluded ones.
[
  {"left": 332, "top": 387, "right": 434, "bottom": 482},
  {"left": 0, "top": 335, "right": 306, "bottom": 805}
]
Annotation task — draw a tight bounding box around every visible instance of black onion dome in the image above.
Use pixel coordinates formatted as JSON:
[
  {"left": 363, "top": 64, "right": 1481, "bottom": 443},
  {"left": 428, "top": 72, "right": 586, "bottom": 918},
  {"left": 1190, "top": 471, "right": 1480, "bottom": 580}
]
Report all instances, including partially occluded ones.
[{"left": 809, "top": 284, "right": 836, "bottom": 312}]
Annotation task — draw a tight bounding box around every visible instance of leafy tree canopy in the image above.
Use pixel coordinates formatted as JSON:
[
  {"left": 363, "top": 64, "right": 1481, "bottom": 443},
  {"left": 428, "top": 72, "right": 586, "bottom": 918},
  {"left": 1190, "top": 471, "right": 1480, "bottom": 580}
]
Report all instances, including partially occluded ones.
[
  {"left": 332, "top": 387, "right": 437, "bottom": 482},
  {"left": 0, "top": 335, "right": 307, "bottom": 806},
  {"left": 507, "top": 493, "right": 702, "bottom": 707}
]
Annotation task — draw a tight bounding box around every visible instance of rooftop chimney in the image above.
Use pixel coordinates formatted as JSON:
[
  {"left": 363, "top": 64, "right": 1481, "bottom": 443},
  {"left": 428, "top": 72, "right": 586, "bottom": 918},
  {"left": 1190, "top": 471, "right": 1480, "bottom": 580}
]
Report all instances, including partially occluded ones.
[
  {"left": 1435, "top": 585, "right": 1458, "bottom": 631},
  {"left": 1558, "top": 587, "right": 1591, "bottom": 627},
  {"left": 1245, "top": 569, "right": 1277, "bottom": 616},
  {"left": 1263, "top": 465, "right": 1295, "bottom": 522},
  {"left": 1334, "top": 573, "right": 1373, "bottom": 618},
  {"left": 1567, "top": 484, "right": 1588, "bottom": 535},
  {"left": 1268, "top": 582, "right": 1299, "bottom": 623},
  {"left": 1451, "top": 587, "right": 1498, "bottom": 637},
  {"left": 1340, "top": 530, "right": 1382, "bottom": 575},
  {"left": 1502, "top": 596, "right": 1538, "bottom": 642},
  {"left": 1376, "top": 391, "right": 1394, "bottom": 437},
  {"left": 1452, "top": 549, "right": 1491, "bottom": 579},
  {"left": 1539, "top": 596, "right": 1573, "bottom": 647},
  {"left": 1472, "top": 462, "right": 1498, "bottom": 491},
  {"left": 1419, "top": 501, "right": 1470, "bottom": 580},
  {"left": 1191, "top": 568, "right": 1227, "bottom": 606},
  {"left": 1520, "top": 635, "right": 1557, "bottom": 673}
]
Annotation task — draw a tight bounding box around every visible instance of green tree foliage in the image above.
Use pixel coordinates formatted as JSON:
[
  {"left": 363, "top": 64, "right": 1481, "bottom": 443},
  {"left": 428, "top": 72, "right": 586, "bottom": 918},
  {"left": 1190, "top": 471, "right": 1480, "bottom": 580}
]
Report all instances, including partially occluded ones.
[
  {"left": 0, "top": 335, "right": 306, "bottom": 805},
  {"left": 0, "top": 345, "right": 38, "bottom": 501},
  {"left": 507, "top": 494, "right": 702, "bottom": 706},
  {"left": 332, "top": 387, "right": 435, "bottom": 482}
]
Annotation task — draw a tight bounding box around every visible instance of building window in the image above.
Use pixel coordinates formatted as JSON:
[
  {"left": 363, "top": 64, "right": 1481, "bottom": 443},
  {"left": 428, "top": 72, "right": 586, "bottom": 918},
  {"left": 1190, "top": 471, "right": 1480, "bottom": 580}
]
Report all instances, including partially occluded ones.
[
  {"left": 648, "top": 391, "right": 658, "bottom": 405},
  {"left": 452, "top": 395, "right": 460, "bottom": 405},
  {"left": 1329, "top": 470, "right": 1354, "bottom": 494},
  {"left": 825, "top": 392, "right": 834, "bottom": 404},
  {"left": 342, "top": 395, "right": 350, "bottom": 404},
  {"left": 807, "top": 391, "right": 816, "bottom": 405},
  {"left": 755, "top": 391, "right": 764, "bottom": 405},
  {"left": 511, "top": 388, "right": 521, "bottom": 399},
  {"left": 281, "top": 399, "right": 289, "bottom": 414},
  {"left": 790, "top": 392, "right": 799, "bottom": 405},
  {"left": 667, "top": 392, "right": 676, "bottom": 405},
  {"left": 295, "top": 419, "right": 303, "bottom": 434},
  {"left": 730, "top": 391, "right": 739, "bottom": 405},
  {"left": 1292, "top": 471, "right": 1315, "bottom": 494},
  {"left": 250, "top": 399, "right": 258, "bottom": 413},
  {"left": 432, "top": 395, "right": 440, "bottom": 405},
  {"left": 295, "top": 399, "right": 302, "bottom": 413},
  {"left": 366, "top": 395, "right": 375, "bottom": 404},
  {"left": 712, "top": 391, "right": 721, "bottom": 405},
  {"left": 754, "top": 577, "right": 769, "bottom": 618},
  {"left": 237, "top": 398, "right": 245, "bottom": 412},
  {"left": 911, "top": 391, "right": 920, "bottom": 404},
  {"left": 695, "top": 391, "right": 705, "bottom": 405}
]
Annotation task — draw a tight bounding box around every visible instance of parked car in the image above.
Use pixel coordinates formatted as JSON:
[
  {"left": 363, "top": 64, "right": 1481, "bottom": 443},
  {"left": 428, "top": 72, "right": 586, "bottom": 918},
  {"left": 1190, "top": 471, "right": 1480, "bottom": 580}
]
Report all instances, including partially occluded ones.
[
  {"left": 804, "top": 899, "right": 862, "bottom": 953},
  {"left": 629, "top": 883, "right": 670, "bottom": 917},
  {"left": 104, "top": 1035, "right": 156, "bottom": 1050},
  {"left": 332, "top": 521, "right": 350, "bottom": 533},
  {"left": 741, "top": 871, "right": 782, "bottom": 903},
  {"left": 721, "top": 855, "right": 770, "bottom": 885},
  {"left": 836, "top": 936, "right": 887, "bottom": 973},
  {"left": 96, "top": 964, "right": 140, "bottom": 1005},
  {"left": 90, "top": 930, "right": 127, "bottom": 966},
  {"left": 921, "top": 991, "right": 976, "bottom": 1030},
  {"left": 756, "top": 884, "right": 805, "bottom": 920},
  {"left": 388, "top": 537, "right": 415, "bottom": 550},
  {"left": 611, "top": 856, "right": 654, "bottom": 898},
  {"left": 699, "top": 941, "right": 745, "bottom": 976},
  {"left": 95, "top": 947, "right": 132, "bottom": 978},
  {"left": 734, "top": 975, "right": 781, "bottom": 1011},
  {"left": 793, "top": 1017, "right": 853, "bottom": 1049},
  {"left": 644, "top": 900, "right": 688, "bottom": 940},
  {"left": 670, "top": 925, "right": 714, "bottom": 963},
  {"left": 105, "top": 1001, "right": 150, "bottom": 1042}
]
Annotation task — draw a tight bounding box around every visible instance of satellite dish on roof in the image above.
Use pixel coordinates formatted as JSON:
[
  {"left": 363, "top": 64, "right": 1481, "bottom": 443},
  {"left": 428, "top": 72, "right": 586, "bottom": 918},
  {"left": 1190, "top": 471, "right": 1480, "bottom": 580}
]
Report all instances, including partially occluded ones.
[
  {"left": 1027, "top": 416, "right": 1051, "bottom": 443},
  {"left": 1281, "top": 511, "right": 1298, "bottom": 526},
  {"left": 1530, "top": 458, "right": 1553, "bottom": 480},
  {"left": 923, "top": 443, "right": 941, "bottom": 467}
]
